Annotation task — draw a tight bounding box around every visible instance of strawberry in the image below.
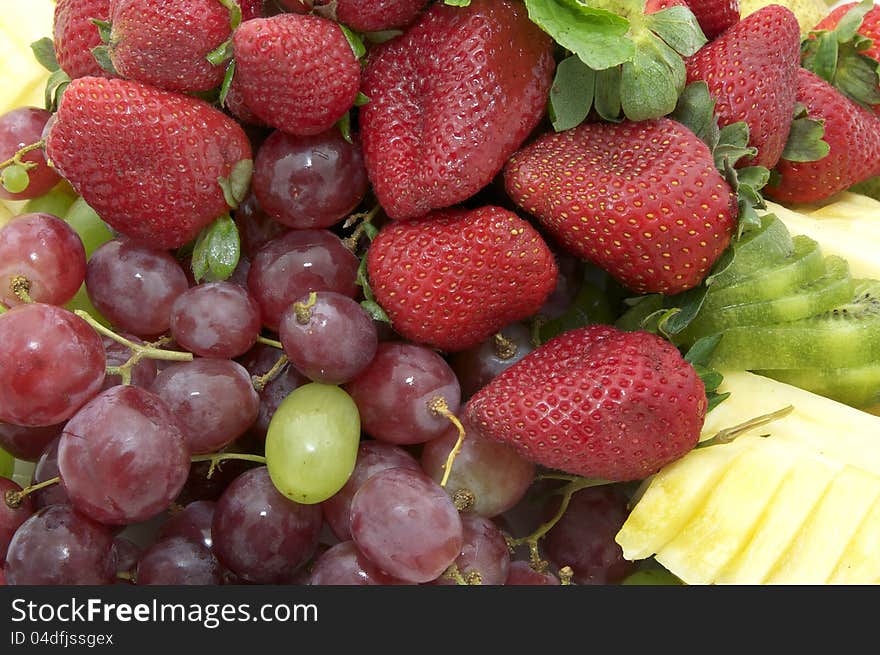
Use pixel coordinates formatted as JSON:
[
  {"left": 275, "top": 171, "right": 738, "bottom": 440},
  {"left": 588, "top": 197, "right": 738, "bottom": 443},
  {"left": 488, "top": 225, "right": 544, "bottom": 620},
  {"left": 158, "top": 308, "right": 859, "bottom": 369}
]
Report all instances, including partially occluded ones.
[
  {"left": 366, "top": 206, "right": 558, "bottom": 352},
  {"left": 765, "top": 68, "right": 880, "bottom": 203},
  {"left": 814, "top": 2, "right": 880, "bottom": 62},
  {"left": 45, "top": 76, "right": 253, "bottom": 249},
  {"left": 105, "top": 0, "right": 236, "bottom": 93},
  {"left": 465, "top": 325, "right": 707, "bottom": 482},
  {"left": 645, "top": 0, "right": 688, "bottom": 13},
  {"left": 232, "top": 14, "right": 360, "bottom": 136},
  {"left": 359, "top": 0, "right": 555, "bottom": 221},
  {"left": 331, "top": 0, "right": 428, "bottom": 32},
  {"left": 503, "top": 118, "right": 737, "bottom": 296},
  {"left": 53, "top": 0, "right": 113, "bottom": 79},
  {"left": 685, "top": 5, "right": 801, "bottom": 169},
  {"left": 685, "top": 0, "right": 740, "bottom": 39}
]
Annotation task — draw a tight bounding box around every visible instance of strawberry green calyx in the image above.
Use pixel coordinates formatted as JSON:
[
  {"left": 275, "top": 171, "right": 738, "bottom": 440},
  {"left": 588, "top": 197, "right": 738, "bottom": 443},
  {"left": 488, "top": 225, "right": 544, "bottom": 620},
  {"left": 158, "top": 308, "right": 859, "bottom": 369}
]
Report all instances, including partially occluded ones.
[
  {"left": 801, "top": 0, "right": 880, "bottom": 108},
  {"left": 218, "top": 158, "right": 253, "bottom": 210},
  {"left": 206, "top": 0, "right": 243, "bottom": 65},
  {"left": 780, "top": 102, "right": 831, "bottom": 163},
  {"left": 191, "top": 213, "right": 240, "bottom": 283},
  {"left": 533, "top": 0, "right": 707, "bottom": 127}
]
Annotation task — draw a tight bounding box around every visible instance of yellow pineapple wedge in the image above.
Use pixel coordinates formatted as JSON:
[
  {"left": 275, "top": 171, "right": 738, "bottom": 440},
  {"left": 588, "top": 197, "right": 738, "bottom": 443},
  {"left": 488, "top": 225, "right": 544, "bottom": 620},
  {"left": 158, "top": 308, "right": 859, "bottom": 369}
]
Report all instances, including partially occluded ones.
[
  {"left": 616, "top": 371, "right": 880, "bottom": 584},
  {"left": 741, "top": 0, "right": 830, "bottom": 34}
]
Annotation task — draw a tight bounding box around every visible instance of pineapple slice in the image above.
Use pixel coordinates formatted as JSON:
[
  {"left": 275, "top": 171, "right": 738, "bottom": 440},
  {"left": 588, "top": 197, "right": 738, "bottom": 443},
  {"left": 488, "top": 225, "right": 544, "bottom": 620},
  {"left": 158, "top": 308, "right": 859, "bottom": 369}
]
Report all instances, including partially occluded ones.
[
  {"left": 764, "top": 465, "right": 880, "bottom": 584},
  {"left": 829, "top": 495, "right": 880, "bottom": 584},
  {"left": 616, "top": 371, "right": 880, "bottom": 584},
  {"left": 741, "top": 0, "right": 830, "bottom": 34}
]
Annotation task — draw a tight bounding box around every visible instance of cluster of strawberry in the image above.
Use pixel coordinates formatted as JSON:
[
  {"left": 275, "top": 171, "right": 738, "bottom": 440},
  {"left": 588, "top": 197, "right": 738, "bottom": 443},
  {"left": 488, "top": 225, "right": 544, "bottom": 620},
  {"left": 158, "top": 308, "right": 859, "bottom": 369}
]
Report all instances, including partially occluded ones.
[{"left": 40, "top": 0, "right": 880, "bottom": 483}]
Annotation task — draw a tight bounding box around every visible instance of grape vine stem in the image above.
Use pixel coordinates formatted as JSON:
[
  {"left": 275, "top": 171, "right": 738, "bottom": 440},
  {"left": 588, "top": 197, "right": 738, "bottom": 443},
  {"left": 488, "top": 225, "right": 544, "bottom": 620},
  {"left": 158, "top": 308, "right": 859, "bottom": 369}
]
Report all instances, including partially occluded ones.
[
  {"left": 252, "top": 353, "right": 288, "bottom": 392},
  {"left": 256, "top": 335, "right": 283, "bottom": 349},
  {"left": 190, "top": 452, "right": 267, "bottom": 479},
  {"left": 5, "top": 476, "right": 60, "bottom": 508},
  {"left": 0, "top": 140, "right": 45, "bottom": 172},
  {"left": 427, "top": 396, "right": 465, "bottom": 488}
]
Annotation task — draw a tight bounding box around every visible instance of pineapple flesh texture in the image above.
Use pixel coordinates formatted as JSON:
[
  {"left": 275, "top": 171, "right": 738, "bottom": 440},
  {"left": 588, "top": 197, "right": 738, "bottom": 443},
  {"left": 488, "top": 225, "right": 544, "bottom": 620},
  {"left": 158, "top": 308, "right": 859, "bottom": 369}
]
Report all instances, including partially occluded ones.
[{"left": 617, "top": 371, "right": 880, "bottom": 585}]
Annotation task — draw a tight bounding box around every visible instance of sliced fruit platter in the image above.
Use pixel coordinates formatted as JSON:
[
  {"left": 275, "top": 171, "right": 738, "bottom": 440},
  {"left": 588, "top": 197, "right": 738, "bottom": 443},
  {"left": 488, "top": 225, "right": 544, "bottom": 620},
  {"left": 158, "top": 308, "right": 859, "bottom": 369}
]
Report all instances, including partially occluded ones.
[{"left": 1, "top": 0, "right": 879, "bottom": 587}]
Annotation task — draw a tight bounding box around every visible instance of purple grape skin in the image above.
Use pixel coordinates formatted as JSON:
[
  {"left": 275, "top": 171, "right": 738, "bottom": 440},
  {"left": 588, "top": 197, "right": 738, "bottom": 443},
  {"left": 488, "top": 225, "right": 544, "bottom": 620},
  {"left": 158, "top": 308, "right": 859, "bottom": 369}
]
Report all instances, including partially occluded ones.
[
  {"left": 4, "top": 505, "right": 117, "bottom": 585},
  {"left": 0, "top": 421, "right": 63, "bottom": 462},
  {"left": 433, "top": 514, "right": 510, "bottom": 586},
  {"left": 31, "top": 437, "right": 70, "bottom": 508},
  {"left": 234, "top": 192, "right": 288, "bottom": 258},
  {"left": 279, "top": 291, "right": 378, "bottom": 384},
  {"left": 212, "top": 466, "right": 323, "bottom": 584},
  {"left": 0, "top": 478, "right": 34, "bottom": 561},
  {"left": 0, "top": 303, "right": 106, "bottom": 427},
  {"left": 449, "top": 322, "right": 533, "bottom": 399},
  {"left": 505, "top": 560, "right": 560, "bottom": 586},
  {"left": 421, "top": 422, "right": 535, "bottom": 518},
  {"left": 85, "top": 238, "right": 189, "bottom": 337},
  {"left": 170, "top": 282, "right": 262, "bottom": 359},
  {"left": 150, "top": 359, "right": 260, "bottom": 455},
  {"left": 253, "top": 128, "right": 369, "bottom": 229},
  {"left": 136, "top": 536, "right": 222, "bottom": 585},
  {"left": 0, "top": 107, "right": 60, "bottom": 201},
  {"left": 350, "top": 467, "right": 463, "bottom": 584},
  {"left": 246, "top": 229, "right": 359, "bottom": 331},
  {"left": 322, "top": 440, "right": 421, "bottom": 542},
  {"left": 345, "top": 342, "right": 461, "bottom": 445},
  {"left": 112, "top": 537, "right": 142, "bottom": 580},
  {"left": 542, "top": 485, "right": 636, "bottom": 585},
  {"left": 308, "top": 541, "right": 413, "bottom": 586},
  {"left": 158, "top": 500, "right": 215, "bottom": 550},
  {"left": 0, "top": 213, "right": 87, "bottom": 307},
  {"left": 101, "top": 334, "right": 158, "bottom": 391},
  {"left": 57, "top": 385, "right": 191, "bottom": 525},
  {"left": 238, "top": 343, "right": 308, "bottom": 439}
]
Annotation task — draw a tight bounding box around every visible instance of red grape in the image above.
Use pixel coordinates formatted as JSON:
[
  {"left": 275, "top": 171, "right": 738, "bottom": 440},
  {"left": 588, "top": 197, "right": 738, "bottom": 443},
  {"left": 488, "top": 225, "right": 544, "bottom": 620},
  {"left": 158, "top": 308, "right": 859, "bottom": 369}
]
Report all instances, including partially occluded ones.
[
  {"left": 308, "top": 540, "right": 413, "bottom": 585},
  {"left": 239, "top": 343, "right": 309, "bottom": 440},
  {"left": 158, "top": 500, "right": 215, "bottom": 549},
  {"left": 0, "top": 303, "right": 106, "bottom": 427},
  {"left": 101, "top": 334, "right": 158, "bottom": 391},
  {"left": 170, "top": 282, "right": 262, "bottom": 359},
  {"left": 0, "top": 478, "right": 34, "bottom": 561},
  {"left": 0, "top": 421, "right": 63, "bottom": 462},
  {"left": 350, "top": 467, "right": 463, "bottom": 583},
  {"left": 434, "top": 514, "right": 510, "bottom": 585},
  {"left": 346, "top": 342, "right": 461, "bottom": 445},
  {"left": 234, "top": 193, "right": 288, "bottom": 258},
  {"left": 505, "top": 560, "right": 560, "bottom": 585},
  {"left": 450, "top": 322, "right": 533, "bottom": 399},
  {"left": 31, "top": 437, "right": 70, "bottom": 509},
  {"left": 0, "top": 107, "right": 60, "bottom": 200},
  {"left": 5, "top": 504, "right": 117, "bottom": 585},
  {"left": 137, "top": 536, "right": 222, "bottom": 585},
  {"left": 58, "top": 385, "right": 191, "bottom": 525},
  {"left": 0, "top": 213, "right": 87, "bottom": 307}
]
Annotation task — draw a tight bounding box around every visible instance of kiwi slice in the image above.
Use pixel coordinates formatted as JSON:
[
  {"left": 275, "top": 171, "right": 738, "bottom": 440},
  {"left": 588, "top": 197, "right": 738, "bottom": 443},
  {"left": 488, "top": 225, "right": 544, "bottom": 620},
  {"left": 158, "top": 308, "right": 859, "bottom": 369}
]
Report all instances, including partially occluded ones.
[
  {"left": 704, "top": 236, "right": 826, "bottom": 310},
  {"left": 755, "top": 365, "right": 880, "bottom": 410},
  {"left": 710, "top": 278, "right": 880, "bottom": 371},
  {"left": 710, "top": 213, "right": 795, "bottom": 289},
  {"left": 683, "top": 256, "right": 853, "bottom": 343}
]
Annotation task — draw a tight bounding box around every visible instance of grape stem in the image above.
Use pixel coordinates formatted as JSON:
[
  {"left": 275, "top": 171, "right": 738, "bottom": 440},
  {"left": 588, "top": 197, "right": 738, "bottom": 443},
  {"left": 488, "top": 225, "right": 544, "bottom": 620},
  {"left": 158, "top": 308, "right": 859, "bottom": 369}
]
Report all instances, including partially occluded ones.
[
  {"left": 493, "top": 332, "right": 518, "bottom": 360},
  {"left": 558, "top": 566, "right": 574, "bottom": 585},
  {"left": 9, "top": 275, "right": 34, "bottom": 304},
  {"left": 342, "top": 204, "right": 381, "bottom": 252},
  {"left": 509, "top": 475, "right": 612, "bottom": 550},
  {"left": 190, "top": 452, "right": 266, "bottom": 479},
  {"left": 427, "top": 396, "right": 465, "bottom": 488},
  {"left": 252, "top": 353, "right": 288, "bottom": 392},
  {"left": 256, "top": 335, "right": 283, "bottom": 349},
  {"left": 293, "top": 291, "right": 318, "bottom": 325},
  {"left": 5, "top": 476, "right": 60, "bottom": 508},
  {"left": 697, "top": 404, "right": 795, "bottom": 449},
  {"left": 0, "top": 140, "right": 46, "bottom": 172},
  {"left": 74, "top": 310, "right": 194, "bottom": 384}
]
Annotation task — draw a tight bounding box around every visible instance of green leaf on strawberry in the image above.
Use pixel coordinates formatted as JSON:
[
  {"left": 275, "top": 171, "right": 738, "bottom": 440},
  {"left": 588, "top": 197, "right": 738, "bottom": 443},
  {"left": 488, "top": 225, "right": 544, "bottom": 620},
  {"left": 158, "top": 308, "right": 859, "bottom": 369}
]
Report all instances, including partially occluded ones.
[
  {"left": 780, "top": 103, "right": 831, "bottom": 163},
  {"left": 620, "top": 30, "right": 686, "bottom": 122},
  {"left": 642, "top": 6, "right": 708, "bottom": 58},
  {"left": 340, "top": 24, "right": 367, "bottom": 60},
  {"left": 44, "top": 68, "right": 72, "bottom": 113},
  {"left": 191, "top": 213, "right": 240, "bottom": 283},
  {"left": 30, "top": 37, "right": 60, "bottom": 73},
  {"left": 217, "top": 158, "right": 253, "bottom": 210},
  {"left": 548, "top": 55, "right": 595, "bottom": 131},
  {"left": 802, "top": 0, "right": 880, "bottom": 108}
]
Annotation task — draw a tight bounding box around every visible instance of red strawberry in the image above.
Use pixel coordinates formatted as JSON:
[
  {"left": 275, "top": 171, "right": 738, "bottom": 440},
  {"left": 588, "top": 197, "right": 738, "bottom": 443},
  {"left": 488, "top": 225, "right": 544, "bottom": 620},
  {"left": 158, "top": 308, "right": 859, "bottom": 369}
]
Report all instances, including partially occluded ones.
[
  {"left": 105, "top": 0, "right": 236, "bottom": 93},
  {"left": 366, "top": 206, "right": 558, "bottom": 352},
  {"left": 360, "top": 0, "right": 555, "bottom": 221},
  {"left": 645, "top": 0, "right": 687, "bottom": 14},
  {"left": 45, "top": 77, "right": 252, "bottom": 249},
  {"left": 766, "top": 68, "right": 880, "bottom": 203},
  {"left": 503, "top": 118, "right": 737, "bottom": 296},
  {"left": 685, "top": 5, "right": 801, "bottom": 169},
  {"left": 685, "top": 0, "right": 740, "bottom": 40},
  {"left": 232, "top": 14, "right": 360, "bottom": 136},
  {"left": 331, "top": 0, "right": 428, "bottom": 32},
  {"left": 53, "top": 0, "right": 112, "bottom": 79},
  {"left": 814, "top": 2, "right": 880, "bottom": 62},
  {"left": 465, "top": 325, "right": 707, "bottom": 482}
]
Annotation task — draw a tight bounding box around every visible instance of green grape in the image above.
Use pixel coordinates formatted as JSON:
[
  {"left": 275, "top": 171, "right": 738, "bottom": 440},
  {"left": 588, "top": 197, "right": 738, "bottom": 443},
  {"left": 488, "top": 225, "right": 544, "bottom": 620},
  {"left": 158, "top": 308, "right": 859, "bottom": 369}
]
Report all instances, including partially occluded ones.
[
  {"left": 266, "top": 383, "right": 361, "bottom": 505},
  {"left": 22, "top": 182, "right": 77, "bottom": 217},
  {"left": 0, "top": 446, "right": 13, "bottom": 479},
  {"left": 65, "top": 196, "right": 113, "bottom": 257},
  {"left": 1, "top": 164, "right": 30, "bottom": 194},
  {"left": 64, "top": 282, "right": 111, "bottom": 327}
]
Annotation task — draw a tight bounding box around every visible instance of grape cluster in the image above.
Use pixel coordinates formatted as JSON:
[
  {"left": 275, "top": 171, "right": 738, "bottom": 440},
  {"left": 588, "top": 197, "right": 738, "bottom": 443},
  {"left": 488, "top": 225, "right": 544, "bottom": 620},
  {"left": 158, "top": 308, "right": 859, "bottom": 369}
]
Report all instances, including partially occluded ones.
[{"left": 0, "top": 108, "right": 640, "bottom": 588}]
